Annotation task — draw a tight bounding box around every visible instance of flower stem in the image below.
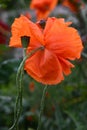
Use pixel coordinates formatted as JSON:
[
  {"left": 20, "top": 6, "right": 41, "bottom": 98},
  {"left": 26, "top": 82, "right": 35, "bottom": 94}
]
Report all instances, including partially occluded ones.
[
  {"left": 9, "top": 46, "right": 43, "bottom": 130},
  {"left": 9, "top": 55, "right": 25, "bottom": 130},
  {"left": 37, "top": 85, "right": 48, "bottom": 130}
]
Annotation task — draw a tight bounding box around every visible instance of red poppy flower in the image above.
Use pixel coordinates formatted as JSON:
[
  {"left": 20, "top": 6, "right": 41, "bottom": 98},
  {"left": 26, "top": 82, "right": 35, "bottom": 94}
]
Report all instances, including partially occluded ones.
[
  {"left": 9, "top": 15, "right": 83, "bottom": 85},
  {"left": 30, "top": 0, "right": 58, "bottom": 20},
  {"left": 62, "top": 0, "right": 83, "bottom": 13}
]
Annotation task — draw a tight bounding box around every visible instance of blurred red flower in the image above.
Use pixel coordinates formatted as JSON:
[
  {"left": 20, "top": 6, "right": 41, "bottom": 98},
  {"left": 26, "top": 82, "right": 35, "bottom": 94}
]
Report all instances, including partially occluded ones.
[
  {"left": 0, "top": 20, "right": 10, "bottom": 44},
  {"left": 27, "top": 116, "right": 33, "bottom": 121},
  {"left": 30, "top": 0, "right": 58, "bottom": 20},
  {"left": 62, "top": 0, "right": 84, "bottom": 13},
  {"left": 29, "top": 81, "right": 35, "bottom": 92},
  {"left": 9, "top": 15, "right": 83, "bottom": 85}
]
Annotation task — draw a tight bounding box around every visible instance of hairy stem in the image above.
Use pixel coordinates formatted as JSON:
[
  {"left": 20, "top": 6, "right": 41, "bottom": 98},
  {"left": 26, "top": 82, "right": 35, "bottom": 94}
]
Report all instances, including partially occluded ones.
[
  {"left": 9, "top": 46, "right": 43, "bottom": 130},
  {"left": 37, "top": 85, "right": 48, "bottom": 130}
]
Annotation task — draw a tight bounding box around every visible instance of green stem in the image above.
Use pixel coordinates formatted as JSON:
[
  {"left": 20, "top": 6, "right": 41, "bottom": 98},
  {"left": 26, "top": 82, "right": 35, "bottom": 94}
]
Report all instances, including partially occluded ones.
[
  {"left": 37, "top": 85, "right": 48, "bottom": 130},
  {"left": 9, "top": 55, "right": 25, "bottom": 130},
  {"left": 14, "top": 49, "right": 26, "bottom": 121},
  {"left": 9, "top": 46, "right": 43, "bottom": 130}
]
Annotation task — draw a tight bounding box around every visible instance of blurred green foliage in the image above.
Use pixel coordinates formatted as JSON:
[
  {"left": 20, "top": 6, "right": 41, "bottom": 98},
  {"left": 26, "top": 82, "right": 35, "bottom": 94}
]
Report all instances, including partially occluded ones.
[{"left": 0, "top": 0, "right": 31, "bottom": 10}]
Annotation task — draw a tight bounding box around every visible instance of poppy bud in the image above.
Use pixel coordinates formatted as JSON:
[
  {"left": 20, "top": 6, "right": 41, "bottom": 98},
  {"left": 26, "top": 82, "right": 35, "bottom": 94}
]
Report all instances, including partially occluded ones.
[{"left": 21, "top": 36, "right": 30, "bottom": 48}]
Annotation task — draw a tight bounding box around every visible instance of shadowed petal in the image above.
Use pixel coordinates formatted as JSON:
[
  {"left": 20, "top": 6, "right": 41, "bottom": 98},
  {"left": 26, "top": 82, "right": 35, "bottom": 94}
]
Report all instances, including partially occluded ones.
[
  {"left": 24, "top": 48, "right": 64, "bottom": 85},
  {"left": 58, "top": 57, "right": 74, "bottom": 75}
]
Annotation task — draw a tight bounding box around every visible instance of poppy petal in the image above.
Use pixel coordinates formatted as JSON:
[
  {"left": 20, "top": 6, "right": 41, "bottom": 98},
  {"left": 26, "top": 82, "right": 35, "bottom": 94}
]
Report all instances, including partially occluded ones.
[
  {"left": 9, "top": 15, "right": 32, "bottom": 47},
  {"left": 10, "top": 15, "right": 44, "bottom": 47},
  {"left": 24, "top": 48, "right": 64, "bottom": 85},
  {"left": 58, "top": 57, "right": 74, "bottom": 75},
  {"left": 44, "top": 18, "right": 83, "bottom": 60},
  {"left": 44, "top": 17, "right": 72, "bottom": 37}
]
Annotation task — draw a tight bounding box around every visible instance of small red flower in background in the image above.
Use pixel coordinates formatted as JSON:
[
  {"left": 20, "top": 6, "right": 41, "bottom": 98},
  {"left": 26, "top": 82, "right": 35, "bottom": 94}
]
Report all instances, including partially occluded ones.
[
  {"left": 9, "top": 15, "right": 83, "bottom": 85},
  {"left": 30, "top": 0, "right": 58, "bottom": 20},
  {"left": 27, "top": 115, "right": 33, "bottom": 121},
  {"left": 46, "top": 92, "right": 50, "bottom": 98},
  {"left": 29, "top": 81, "right": 35, "bottom": 92},
  {"left": 0, "top": 20, "right": 10, "bottom": 44},
  {"left": 61, "top": 0, "right": 84, "bottom": 13}
]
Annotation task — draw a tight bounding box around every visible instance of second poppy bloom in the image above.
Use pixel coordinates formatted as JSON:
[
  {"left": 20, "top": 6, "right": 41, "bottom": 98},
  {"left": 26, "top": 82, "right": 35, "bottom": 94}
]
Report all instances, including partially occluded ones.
[
  {"left": 30, "top": 0, "right": 58, "bottom": 20},
  {"left": 9, "top": 15, "right": 83, "bottom": 85}
]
